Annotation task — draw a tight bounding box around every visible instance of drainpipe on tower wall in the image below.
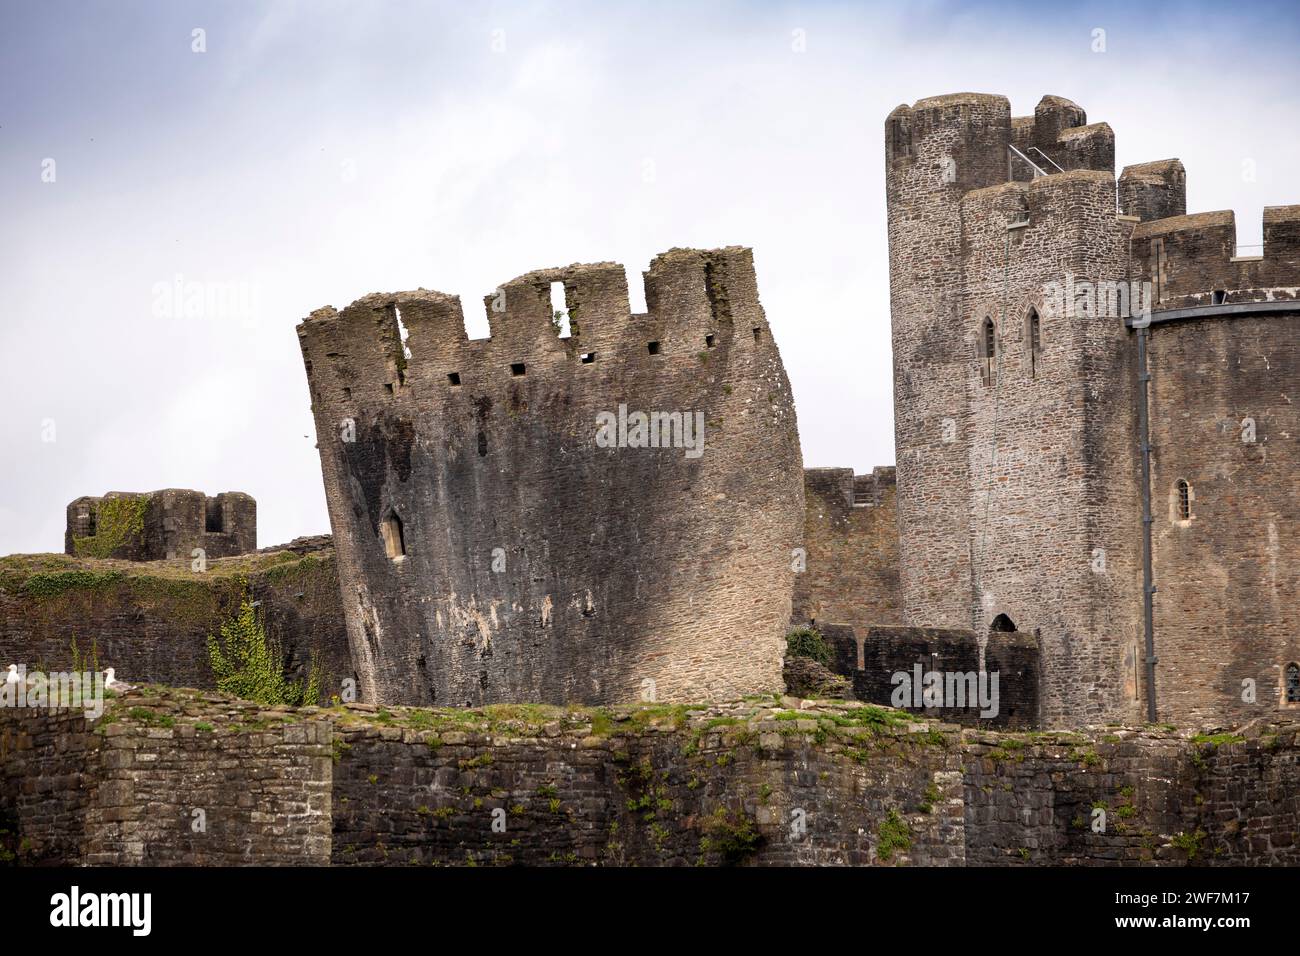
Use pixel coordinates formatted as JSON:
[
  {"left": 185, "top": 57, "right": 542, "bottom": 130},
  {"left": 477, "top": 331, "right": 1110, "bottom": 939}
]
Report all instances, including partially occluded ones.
[{"left": 1135, "top": 323, "right": 1159, "bottom": 723}]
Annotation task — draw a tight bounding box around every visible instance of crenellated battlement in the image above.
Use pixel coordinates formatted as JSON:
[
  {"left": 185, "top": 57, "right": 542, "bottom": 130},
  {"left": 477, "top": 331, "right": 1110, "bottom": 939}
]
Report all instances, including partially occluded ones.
[
  {"left": 960, "top": 167, "right": 1120, "bottom": 230},
  {"left": 1131, "top": 205, "right": 1300, "bottom": 308},
  {"left": 1119, "top": 159, "right": 1187, "bottom": 222},
  {"left": 886, "top": 88, "right": 1300, "bottom": 314},
  {"left": 297, "top": 247, "right": 771, "bottom": 409},
  {"left": 886, "top": 92, "right": 1113, "bottom": 203}
]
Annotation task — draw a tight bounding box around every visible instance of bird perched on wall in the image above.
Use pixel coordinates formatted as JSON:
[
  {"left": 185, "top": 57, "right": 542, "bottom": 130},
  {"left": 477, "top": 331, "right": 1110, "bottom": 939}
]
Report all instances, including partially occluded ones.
[
  {"left": 103, "top": 667, "right": 134, "bottom": 692},
  {"left": 4, "top": 664, "right": 19, "bottom": 685}
]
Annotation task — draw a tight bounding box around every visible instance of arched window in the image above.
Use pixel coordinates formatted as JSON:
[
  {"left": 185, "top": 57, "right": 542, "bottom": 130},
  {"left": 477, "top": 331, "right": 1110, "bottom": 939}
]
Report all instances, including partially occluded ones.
[
  {"left": 380, "top": 511, "right": 406, "bottom": 560},
  {"left": 1174, "top": 479, "right": 1192, "bottom": 522},
  {"left": 1026, "top": 308, "right": 1042, "bottom": 378},
  {"left": 1286, "top": 663, "right": 1300, "bottom": 705},
  {"left": 990, "top": 613, "right": 1017, "bottom": 633},
  {"left": 980, "top": 317, "right": 997, "bottom": 386}
]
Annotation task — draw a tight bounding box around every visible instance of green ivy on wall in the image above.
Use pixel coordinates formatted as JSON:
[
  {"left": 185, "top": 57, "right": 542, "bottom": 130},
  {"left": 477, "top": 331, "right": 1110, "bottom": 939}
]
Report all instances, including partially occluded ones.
[
  {"left": 207, "top": 598, "right": 323, "bottom": 706},
  {"left": 72, "top": 495, "right": 152, "bottom": 559}
]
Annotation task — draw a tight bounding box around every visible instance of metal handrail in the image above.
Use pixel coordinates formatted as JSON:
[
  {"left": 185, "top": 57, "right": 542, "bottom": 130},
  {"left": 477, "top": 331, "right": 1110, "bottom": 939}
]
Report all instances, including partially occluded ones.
[
  {"left": 1027, "top": 146, "right": 1065, "bottom": 173},
  {"left": 1008, "top": 144, "right": 1047, "bottom": 179}
]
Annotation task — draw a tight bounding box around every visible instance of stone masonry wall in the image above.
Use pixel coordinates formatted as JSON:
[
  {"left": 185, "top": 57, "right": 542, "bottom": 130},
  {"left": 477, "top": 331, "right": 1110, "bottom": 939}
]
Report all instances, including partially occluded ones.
[
  {"left": 0, "top": 692, "right": 332, "bottom": 866},
  {"left": 297, "top": 247, "right": 804, "bottom": 708},
  {"left": 817, "top": 623, "right": 1039, "bottom": 729},
  {"left": 1, "top": 689, "right": 964, "bottom": 867},
  {"left": 1130, "top": 206, "right": 1300, "bottom": 310},
  {"left": 1145, "top": 312, "right": 1299, "bottom": 727},
  {"left": 955, "top": 169, "right": 1143, "bottom": 727},
  {"left": 3, "top": 688, "right": 1295, "bottom": 866},
  {"left": 0, "top": 707, "right": 97, "bottom": 865},
  {"left": 84, "top": 695, "right": 333, "bottom": 865},
  {"left": 331, "top": 698, "right": 964, "bottom": 866},
  {"left": 65, "top": 489, "right": 256, "bottom": 562},
  {"left": 964, "top": 719, "right": 1300, "bottom": 866},
  {"left": 792, "top": 467, "right": 901, "bottom": 630}
]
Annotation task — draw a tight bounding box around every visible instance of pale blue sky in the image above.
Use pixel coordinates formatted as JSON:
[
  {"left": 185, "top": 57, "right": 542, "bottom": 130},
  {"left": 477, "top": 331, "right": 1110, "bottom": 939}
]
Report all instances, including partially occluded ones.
[{"left": 2, "top": 0, "right": 1297, "bottom": 552}]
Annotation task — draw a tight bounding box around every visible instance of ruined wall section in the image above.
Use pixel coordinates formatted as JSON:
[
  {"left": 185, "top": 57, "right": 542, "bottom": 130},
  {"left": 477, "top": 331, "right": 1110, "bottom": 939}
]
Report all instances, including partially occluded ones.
[
  {"left": 298, "top": 247, "right": 803, "bottom": 708},
  {"left": 65, "top": 489, "right": 256, "bottom": 562},
  {"left": 0, "top": 693, "right": 332, "bottom": 866},
  {"left": 0, "top": 708, "right": 97, "bottom": 864},
  {"left": 6, "top": 691, "right": 1296, "bottom": 867},
  {"left": 792, "top": 466, "right": 901, "bottom": 629},
  {"left": 332, "top": 701, "right": 964, "bottom": 867},
  {"left": 1145, "top": 313, "right": 1299, "bottom": 726},
  {"left": 817, "top": 623, "right": 1040, "bottom": 729}
]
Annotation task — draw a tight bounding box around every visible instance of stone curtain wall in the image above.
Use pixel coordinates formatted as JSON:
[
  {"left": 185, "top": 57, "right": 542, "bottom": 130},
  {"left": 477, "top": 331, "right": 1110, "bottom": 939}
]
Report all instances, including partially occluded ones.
[
  {"left": 1130, "top": 206, "right": 1300, "bottom": 310},
  {"left": 2, "top": 688, "right": 1295, "bottom": 866},
  {"left": 2, "top": 690, "right": 966, "bottom": 867},
  {"left": 85, "top": 700, "right": 332, "bottom": 866},
  {"left": 0, "top": 546, "right": 353, "bottom": 702},
  {"left": 964, "top": 721, "right": 1300, "bottom": 866},
  {"left": 297, "top": 247, "right": 804, "bottom": 708},
  {"left": 332, "top": 700, "right": 964, "bottom": 866},
  {"left": 0, "top": 693, "right": 332, "bottom": 866},
  {"left": 0, "top": 708, "right": 97, "bottom": 864},
  {"left": 792, "top": 467, "right": 902, "bottom": 629}
]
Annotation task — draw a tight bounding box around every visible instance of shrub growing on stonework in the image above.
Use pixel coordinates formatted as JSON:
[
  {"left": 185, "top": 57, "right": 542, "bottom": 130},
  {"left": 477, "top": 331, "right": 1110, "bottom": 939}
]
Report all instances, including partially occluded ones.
[
  {"left": 786, "top": 626, "right": 833, "bottom": 667},
  {"left": 207, "top": 598, "right": 323, "bottom": 706}
]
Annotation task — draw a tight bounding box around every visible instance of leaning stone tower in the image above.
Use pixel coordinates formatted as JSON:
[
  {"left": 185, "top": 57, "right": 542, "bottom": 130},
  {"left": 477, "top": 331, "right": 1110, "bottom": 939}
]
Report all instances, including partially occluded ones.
[{"left": 298, "top": 247, "right": 803, "bottom": 708}]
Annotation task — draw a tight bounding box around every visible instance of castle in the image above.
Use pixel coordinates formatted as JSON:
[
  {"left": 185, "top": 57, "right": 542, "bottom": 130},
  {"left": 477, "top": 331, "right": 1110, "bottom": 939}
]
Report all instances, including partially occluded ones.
[
  {"left": 12, "top": 92, "right": 1296, "bottom": 733},
  {"left": 3, "top": 89, "right": 1298, "bottom": 869},
  {"left": 285, "top": 91, "right": 1295, "bottom": 726}
]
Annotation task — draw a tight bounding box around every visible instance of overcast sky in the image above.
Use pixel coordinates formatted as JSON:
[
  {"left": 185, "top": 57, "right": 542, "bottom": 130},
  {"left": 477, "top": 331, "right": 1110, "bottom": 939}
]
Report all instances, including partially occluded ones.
[{"left": 2, "top": 0, "right": 1297, "bottom": 554}]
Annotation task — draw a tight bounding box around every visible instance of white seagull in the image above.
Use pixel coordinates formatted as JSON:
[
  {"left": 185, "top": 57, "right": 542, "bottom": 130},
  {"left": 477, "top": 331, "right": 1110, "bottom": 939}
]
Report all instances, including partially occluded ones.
[
  {"left": 103, "top": 667, "right": 134, "bottom": 692},
  {"left": 4, "top": 664, "right": 19, "bottom": 685}
]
